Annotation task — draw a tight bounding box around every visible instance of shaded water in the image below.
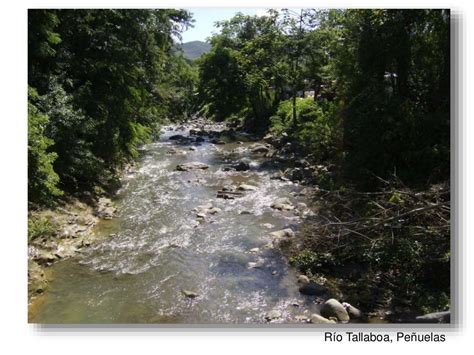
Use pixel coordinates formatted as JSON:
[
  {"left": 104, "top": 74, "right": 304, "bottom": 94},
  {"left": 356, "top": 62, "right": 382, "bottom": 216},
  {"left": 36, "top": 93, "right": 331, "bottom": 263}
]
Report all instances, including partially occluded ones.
[{"left": 31, "top": 125, "right": 320, "bottom": 324}]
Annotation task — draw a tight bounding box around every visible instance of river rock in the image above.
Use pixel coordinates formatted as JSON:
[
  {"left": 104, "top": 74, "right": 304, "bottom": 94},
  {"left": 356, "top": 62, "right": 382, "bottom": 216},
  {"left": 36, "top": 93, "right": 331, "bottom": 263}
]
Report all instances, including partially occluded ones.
[
  {"left": 94, "top": 198, "right": 116, "bottom": 219},
  {"left": 265, "top": 310, "right": 282, "bottom": 321},
  {"left": 298, "top": 275, "right": 310, "bottom": 284},
  {"left": 208, "top": 207, "right": 222, "bottom": 215},
  {"left": 247, "top": 261, "right": 264, "bottom": 269},
  {"left": 310, "top": 314, "right": 336, "bottom": 324},
  {"left": 251, "top": 144, "right": 270, "bottom": 154},
  {"left": 297, "top": 275, "right": 327, "bottom": 296},
  {"left": 233, "top": 161, "right": 250, "bottom": 171},
  {"left": 270, "top": 228, "right": 295, "bottom": 239},
  {"left": 237, "top": 184, "right": 258, "bottom": 192},
  {"left": 296, "top": 202, "right": 307, "bottom": 210},
  {"left": 193, "top": 204, "right": 221, "bottom": 217},
  {"left": 320, "top": 299, "right": 350, "bottom": 322},
  {"left": 181, "top": 290, "right": 199, "bottom": 298},
  {"left": 299, "top": 283, "right": 327, "bottom": 296},
  {"left": 211, "top": 139, "right": 226, "bottom": 145},
  {"left": 343, "top": 302, "right": 364, "bottom": 320},
  {"left": 288, "top": 168, "right": 304, "bottom": 182},
  {"left": 54, "top": 242, "right": 78, "bottom": 259},
  {"left": 34, "top": 250, "right": 57, "bottom": 265},
  {"left": 271, "top": 198, "right": 295, "bottom": 211},
  {"left": 101, "top": 207, "right": 116, "bottom": 219},
  {"left": 415, "top": 311, "right": 450, "bottom": 323},
  {"left": 217, "top": 188, "right": 244, "bottom": 199},
  {"left": 189, "top": 129, "right": 204, "bottom": 136},
  {"left": 294, "top": 315, "right": 309, "bottom": 323},
  {"left": 57, "top": 225, "right": 77, "bottom": 239},
  {"left": 176, "top": 162, "right": 209, "bottom": 171},
  {"left": 194, "top": 203, "right": 213, "bottom": 211},
  {"left": 28, "top": 260, "right": 48, "bottom": 296},
  {"left": 169, "top": 134, "right": 186, "bottom": 140},
  {"left": 239, "top": 210, "right": 253, "bottom": 215},
  {"left": 296, "top": 187, "right": 313, "bottom": 197}
]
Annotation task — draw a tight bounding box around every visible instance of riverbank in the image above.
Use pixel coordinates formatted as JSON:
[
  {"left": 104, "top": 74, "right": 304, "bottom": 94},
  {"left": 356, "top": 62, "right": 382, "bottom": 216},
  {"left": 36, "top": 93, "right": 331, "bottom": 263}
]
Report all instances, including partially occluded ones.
[
  {"left": 28, "top": 195, "right": 119, "bottom": 318},
  {"left": 258, "top": 128, "right": 451, "bottom": 323}
]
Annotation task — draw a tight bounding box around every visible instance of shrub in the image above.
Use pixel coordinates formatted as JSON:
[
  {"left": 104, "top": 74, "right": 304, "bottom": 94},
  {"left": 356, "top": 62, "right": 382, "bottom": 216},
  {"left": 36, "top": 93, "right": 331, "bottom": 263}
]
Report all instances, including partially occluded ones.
[{"left": 28, "top": 216, "right": 56, "bottom": 241}]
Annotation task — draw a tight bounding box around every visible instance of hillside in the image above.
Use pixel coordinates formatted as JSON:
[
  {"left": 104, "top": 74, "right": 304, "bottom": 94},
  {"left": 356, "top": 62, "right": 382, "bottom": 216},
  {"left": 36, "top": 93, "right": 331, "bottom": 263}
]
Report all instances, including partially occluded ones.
[{"left": 180, "top": 40, "right": 211, "bottom": 60}]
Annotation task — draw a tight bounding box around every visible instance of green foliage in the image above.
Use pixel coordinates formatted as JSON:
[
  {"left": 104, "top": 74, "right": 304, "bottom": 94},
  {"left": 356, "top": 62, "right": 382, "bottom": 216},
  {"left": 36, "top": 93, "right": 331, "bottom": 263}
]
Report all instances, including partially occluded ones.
[
  {"left": 198, "top": 39, "right": 247, "bottom": 121},
  {"left": 28, "top": 87, "right": 63, "bottom": 205},
  {"left": 270, "top": 97, "right": 339, "bottom": 160},
  {"left": 198, "top": 12, "right": 286, "bottom": 130},
  {"left": 198, "top": 9, "right": 449, "bottom": 188},
  {"left": 28, "top": 216, "right": 56, "bottom": 241},
  {"left": 28, "top": 9, "right": 193, "bottom": 203},
  {"left": 161, "top": 54, "right": 199, "bottom": 120},
  {"left": 336, "top": 9, "right": 450, "bottom": 187}
]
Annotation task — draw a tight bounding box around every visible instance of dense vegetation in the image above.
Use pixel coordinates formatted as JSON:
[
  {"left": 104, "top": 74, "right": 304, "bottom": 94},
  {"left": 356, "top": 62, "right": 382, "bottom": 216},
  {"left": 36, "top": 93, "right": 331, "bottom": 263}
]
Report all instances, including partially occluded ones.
[
  {"left": 199, "top": 9, "right": 450, "bottom": 187},
  {"left": 28, "top": 9, "right": 450, "bottom": 318},
  {"left": 28, "top": 9, "right": 197, "bottom": 205}
]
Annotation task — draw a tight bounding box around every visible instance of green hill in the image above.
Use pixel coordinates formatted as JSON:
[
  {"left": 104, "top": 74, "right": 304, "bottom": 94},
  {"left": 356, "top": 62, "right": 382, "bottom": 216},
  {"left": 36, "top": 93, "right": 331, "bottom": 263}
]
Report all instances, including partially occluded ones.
[{"left": 180, "top": 41, "right": 211, "bottom": 60}]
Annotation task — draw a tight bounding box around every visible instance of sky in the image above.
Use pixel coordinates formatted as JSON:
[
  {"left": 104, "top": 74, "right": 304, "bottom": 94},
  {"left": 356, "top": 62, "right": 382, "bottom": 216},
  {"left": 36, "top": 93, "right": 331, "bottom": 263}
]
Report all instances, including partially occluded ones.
[{"left": 180, "top": 8, "right": 270, "bottom": 43}]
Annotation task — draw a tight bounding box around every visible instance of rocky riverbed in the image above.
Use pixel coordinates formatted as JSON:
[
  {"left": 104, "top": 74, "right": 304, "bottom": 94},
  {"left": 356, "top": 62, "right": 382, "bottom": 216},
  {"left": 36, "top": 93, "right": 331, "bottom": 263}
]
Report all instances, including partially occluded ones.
[{"left": 28, "top": 120, "right": 365, "bottom": 324}]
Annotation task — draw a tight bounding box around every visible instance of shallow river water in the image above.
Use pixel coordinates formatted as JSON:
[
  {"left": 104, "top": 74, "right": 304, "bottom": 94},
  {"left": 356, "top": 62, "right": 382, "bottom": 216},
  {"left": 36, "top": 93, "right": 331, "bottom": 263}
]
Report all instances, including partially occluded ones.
[{"left": 31, "top": 125, "right": 321, "bottom": 324}]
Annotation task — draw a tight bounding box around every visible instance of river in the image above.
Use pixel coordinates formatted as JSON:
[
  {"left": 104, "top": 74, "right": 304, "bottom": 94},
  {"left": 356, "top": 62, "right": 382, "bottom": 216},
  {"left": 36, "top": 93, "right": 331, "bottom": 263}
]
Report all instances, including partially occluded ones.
[{"left": 31, "top": 124, "right": 321, "bottom": 324}]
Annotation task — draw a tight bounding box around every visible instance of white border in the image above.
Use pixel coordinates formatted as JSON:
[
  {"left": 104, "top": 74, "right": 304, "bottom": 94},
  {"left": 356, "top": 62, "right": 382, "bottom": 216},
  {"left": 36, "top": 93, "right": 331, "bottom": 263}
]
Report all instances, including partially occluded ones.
[{"left": 0, "top": 1, "right": 471, "bottom": 354}]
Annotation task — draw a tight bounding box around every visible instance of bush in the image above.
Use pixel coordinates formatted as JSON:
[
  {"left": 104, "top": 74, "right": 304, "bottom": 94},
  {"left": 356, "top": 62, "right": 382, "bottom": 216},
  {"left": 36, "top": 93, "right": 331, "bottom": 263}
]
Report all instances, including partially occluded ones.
[{"left": 28, "top": 216, "right": 56, "bottom": 241}]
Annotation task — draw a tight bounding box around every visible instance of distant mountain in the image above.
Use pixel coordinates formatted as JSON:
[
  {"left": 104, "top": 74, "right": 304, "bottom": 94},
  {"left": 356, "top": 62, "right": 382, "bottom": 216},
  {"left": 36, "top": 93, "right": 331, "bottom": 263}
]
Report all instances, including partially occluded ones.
[{"left": 180, "top": 41, "right": 211, "bottom": 60}]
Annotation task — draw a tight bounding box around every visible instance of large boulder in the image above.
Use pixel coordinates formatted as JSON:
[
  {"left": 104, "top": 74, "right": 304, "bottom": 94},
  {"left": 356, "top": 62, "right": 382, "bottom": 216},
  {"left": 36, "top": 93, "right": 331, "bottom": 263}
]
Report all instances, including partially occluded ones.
[
  {"left": 271, "top": 197, "right": 295, "bottom": 211},
  {"left": 176, "top": 162, "right": 210, "bottom": 171},
  {"left": 297, "top": 275, "right": 327, "bottom": 296},
  {"left": 233, "top": 161, "right": 250, "bottom": 171},
  {"left": 342, "top": 302, "right": 364, "bottom": 320},
  {"left": 193, "top": 203, "right": 221, "bottom": 216},
  {"left": 320, "top": 299, "right": 350, "bottom": 322},
  {"left": 415, "top": 311, "right": 450, "bottom": 323},
  {"left": 289, "top": 168, "right": 304, "bottom": 182},
  {"left": 270, "top": 228, "right": 295, "bottom": 239},
  {"left": 299, "top": 283, "right": 327, "bottom": 296}
]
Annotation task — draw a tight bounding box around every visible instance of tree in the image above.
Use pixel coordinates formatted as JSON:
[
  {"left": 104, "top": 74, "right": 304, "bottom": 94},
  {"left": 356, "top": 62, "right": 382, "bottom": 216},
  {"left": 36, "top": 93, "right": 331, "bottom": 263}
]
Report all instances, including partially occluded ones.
[
  {"left": 28, "top": 9, "right": 193, "bottom": 202},
  {"left": 28, "top": 87, "right": 63, "bottom": 205},
  {"left": 336, "top": 9, "right": 450, "bottom": 186}
]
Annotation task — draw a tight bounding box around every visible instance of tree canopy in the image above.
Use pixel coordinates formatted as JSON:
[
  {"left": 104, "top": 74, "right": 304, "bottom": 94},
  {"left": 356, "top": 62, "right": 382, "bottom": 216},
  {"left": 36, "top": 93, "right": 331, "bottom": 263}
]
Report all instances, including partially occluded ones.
[{"left": 28, "top": 9, "right": 196, "bottom": 205}]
